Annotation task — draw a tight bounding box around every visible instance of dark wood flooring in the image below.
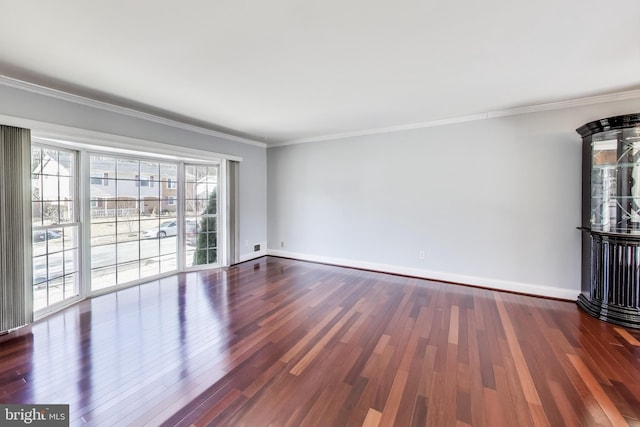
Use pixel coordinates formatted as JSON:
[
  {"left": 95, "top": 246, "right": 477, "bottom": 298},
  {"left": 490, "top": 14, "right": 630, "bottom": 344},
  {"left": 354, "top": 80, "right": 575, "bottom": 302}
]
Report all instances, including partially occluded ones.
[{"left": 1, "top": 256, "right": 640, "bottom": 426}]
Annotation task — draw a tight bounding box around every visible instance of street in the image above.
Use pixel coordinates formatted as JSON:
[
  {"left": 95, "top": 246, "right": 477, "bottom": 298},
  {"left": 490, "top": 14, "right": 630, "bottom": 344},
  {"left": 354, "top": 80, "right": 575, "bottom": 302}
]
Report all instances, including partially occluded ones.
[{"left": 33, "top": 235, "right": 184, "bottom": 284}]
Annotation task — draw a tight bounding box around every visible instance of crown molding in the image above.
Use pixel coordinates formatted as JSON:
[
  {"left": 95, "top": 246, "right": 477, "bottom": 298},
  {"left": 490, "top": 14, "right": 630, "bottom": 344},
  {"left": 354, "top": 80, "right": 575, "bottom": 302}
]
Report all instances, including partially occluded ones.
[
  {"left": 270, "top": 113, "right": 490, "bottom": 147},
  {"left": 4, "top": 74, "right": 638, "bottom": 149},
  {"left": 0, "top": 74, "right": 267, "bottom": 148},
  {"left": 270, "top": 89, "right": 640, "bottom": 148},
  {"left": 486, "top": 89, "right": 640, "bottom": 119}
]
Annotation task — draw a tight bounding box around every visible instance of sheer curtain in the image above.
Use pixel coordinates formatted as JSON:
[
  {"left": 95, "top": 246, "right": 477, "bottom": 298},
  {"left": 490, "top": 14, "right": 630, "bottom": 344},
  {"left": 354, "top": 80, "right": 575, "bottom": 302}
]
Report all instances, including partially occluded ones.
[{"left": 0, "top": 125, "right": 33, "bottom": 333}]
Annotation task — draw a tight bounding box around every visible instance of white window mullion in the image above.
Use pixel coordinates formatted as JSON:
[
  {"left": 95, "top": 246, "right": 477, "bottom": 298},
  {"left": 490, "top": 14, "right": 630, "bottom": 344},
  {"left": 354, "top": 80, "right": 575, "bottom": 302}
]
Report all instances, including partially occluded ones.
[{"left": 177, "top": 162, "right": 185, "bottom": 270}]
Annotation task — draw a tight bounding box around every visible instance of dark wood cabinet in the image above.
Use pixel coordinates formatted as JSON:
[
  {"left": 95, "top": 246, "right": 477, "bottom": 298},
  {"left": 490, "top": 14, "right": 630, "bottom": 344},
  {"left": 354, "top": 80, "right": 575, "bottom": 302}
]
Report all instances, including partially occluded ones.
[{"left": 577, "top": 113, "right": 640, "bottom": 328}]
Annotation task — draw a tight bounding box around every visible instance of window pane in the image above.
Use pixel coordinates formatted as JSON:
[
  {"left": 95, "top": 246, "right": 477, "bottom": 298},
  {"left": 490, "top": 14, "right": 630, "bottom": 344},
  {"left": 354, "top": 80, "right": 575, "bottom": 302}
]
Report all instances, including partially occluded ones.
[
  {"left": 117, "top": 158, "right": 138, "bottom": 180},
  {"left": 64, "top": 273, "right": 77, "bottom": 299},
  {"left": 185, "top": 248, "right": 196, "bottom": 266},
  {"left": 201, "top": 217, "right": 217, "bottom": 232},
  {"left": 192, "top": 248, "right": 217, "bottom": 265},
  {"left": 91, "top": 210, "right": 113, "bottom": 223},
  {"left": 42, "top": 149, "right": 58, "bottom": 173},
  {"left": 59, "top": 176, "right": 74, "bottom": 223},
  {"left": 92, "top": 243, "right": 116, "bottom": 269},
  {"left": 32, "top": 201, "right": 43, "bottom": 227},
  {"left": 41, "top": 176, "right": 59, "bottom": 202},
  {"left": 117, "top": 241, "right": 139, "bottom": 264},
  {"left": 140, "top": 161, "right": 159, "bottom": 177},
  {"left": 48, "top": 277, "right": 64, "bottom": 306},
  {"left": 160, "top": 254, "right": 176, "bottom": 273},
  {"left": 91, "top": 154, "right": 178, "bottom": 290},
  {"left": 92, "top": 266, "right": 116, "bottom": 291},
  {"left": 160, "top": 235, "right": 176, "bottom": 256},
  {"left": 142, "top": 197, "right": 160, "bottom": 216},
  {"left": 63, "top": 248, "right": 78, "bottom": 276},
  {"left": 33, "top": 232, "right": 47, "bottom": 257},
  {"left": 118, "top": 260, "right": 140, "bottom": 283},
  {"left": 141, "top": 219, "right": 163, "bottom": 240},
  {"left": 160, "top": 163, "right": 177, "bottom": 182},
  {"left": 46, "top": 230, "right": 65, "bottom": 255},
  {"left": 62, "top": 227, "right": 78, "bottom": 250},
  {"left": 185, "top": 217, "right": 198, "bottom": 248},
  {"left": 31, "top": 147, "right": 42, "bottom": 172},
  {"left": 184, "top": 163, "right": 219, "bottom": 267},
  {"left": 185, "top": 185, "right": 197, "bottom": 214},
  {"left": 31, "top": 172, "right": 42, "bottom": 201},
  {"left": 91, "top": 156, "right": 115, "bottom": 178},
  {"left": 141, "top": 238, "right": 160, "bottom": 259},
  {"left": 33, "top": 284, "right": 47, "bottom": 312},
  {"left": 117, "top": 179, "right": 139, "bottom": 199},
  {"left": 140, "top": 257, "right": 160, "bottom": 279},
  {"left": 32, "top": 146, "right": 78, "bottom": 312},
  {"left": 58, "top": 151, "right": 73, "bottom": 176},
  {"left": 47, "top": 252, "right": 64, "bottom": 281},
  {"left": 91, "top": 221, "right": 116, "bottom": 243},
  {"left": 185, "top": 165, "right": 196, "bottom": 182},
  {"left": 117, "top": 220, "right": 139, "bottom": 237},
  {"left": 33, "top": 255, "right": 47, "bottom": 286}
]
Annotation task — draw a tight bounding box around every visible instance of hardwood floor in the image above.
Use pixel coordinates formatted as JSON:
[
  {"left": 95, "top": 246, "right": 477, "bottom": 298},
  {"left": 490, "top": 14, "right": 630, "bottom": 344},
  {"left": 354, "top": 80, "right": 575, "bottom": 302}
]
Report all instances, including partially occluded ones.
[{"left": 1, "top": 256, "right": 640, "bottom": 426}]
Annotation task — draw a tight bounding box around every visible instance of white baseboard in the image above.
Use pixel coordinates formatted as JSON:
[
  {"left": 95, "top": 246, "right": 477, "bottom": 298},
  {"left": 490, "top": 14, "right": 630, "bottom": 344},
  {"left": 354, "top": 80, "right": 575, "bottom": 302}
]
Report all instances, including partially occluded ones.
[
  {"left": 238, "top": 249, "right": 267, "bottom": 263},
  {"left": 266, "top": 249, "right": 580, "bottom": 300}
]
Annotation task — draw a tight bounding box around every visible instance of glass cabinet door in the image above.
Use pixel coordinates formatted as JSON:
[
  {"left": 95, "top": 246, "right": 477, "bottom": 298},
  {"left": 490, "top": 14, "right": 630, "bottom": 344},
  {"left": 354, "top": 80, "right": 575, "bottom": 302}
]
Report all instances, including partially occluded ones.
[{"left": 591, "top": 128, "right": 640, "bottom": 233}]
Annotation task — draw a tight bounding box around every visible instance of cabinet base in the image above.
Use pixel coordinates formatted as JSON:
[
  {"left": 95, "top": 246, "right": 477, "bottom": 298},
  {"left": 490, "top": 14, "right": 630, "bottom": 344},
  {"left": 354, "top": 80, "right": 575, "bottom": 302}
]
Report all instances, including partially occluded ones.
[{"left": 577, "top": 294, "right": 640, "bottom": 329}]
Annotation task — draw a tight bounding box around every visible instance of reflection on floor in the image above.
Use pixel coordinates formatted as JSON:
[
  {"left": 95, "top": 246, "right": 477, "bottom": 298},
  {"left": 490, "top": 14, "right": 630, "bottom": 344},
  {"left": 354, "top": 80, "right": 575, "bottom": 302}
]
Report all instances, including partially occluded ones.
[{"left": 2, "top": 256, "right": 639, "bottom": 426}]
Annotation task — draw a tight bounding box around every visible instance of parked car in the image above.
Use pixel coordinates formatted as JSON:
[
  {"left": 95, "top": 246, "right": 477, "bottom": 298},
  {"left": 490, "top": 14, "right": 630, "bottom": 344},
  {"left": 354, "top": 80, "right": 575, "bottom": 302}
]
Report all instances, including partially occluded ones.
[
  {"left": 142, "top": 220, "right": 177, "bottom": 239},
  {"left": 33, "top": 229, "right": 63, "bottom": 242},
  {"left": 142, "top": 219, "right": 197, "bottom": 239}
]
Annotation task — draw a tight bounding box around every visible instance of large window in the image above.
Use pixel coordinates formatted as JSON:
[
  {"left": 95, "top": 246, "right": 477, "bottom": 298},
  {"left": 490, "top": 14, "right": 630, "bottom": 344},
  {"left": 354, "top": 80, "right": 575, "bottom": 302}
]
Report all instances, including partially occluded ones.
[
  {"left": 90, "top": 156, "right": 179, "bottom": 290},
  {"left": 185, "top": 164, "right": 219, "bottom": 267},
  {"left": 31, "top": 146, "right": 79, "bottom": 311},
  {"left": 30, "top": 141, "right": 228, "bottom": 315}
]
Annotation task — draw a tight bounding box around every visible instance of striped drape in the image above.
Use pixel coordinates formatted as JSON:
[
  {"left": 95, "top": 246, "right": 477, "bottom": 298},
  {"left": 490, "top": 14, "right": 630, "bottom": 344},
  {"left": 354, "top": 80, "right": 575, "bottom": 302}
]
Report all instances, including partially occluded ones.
[{"left": 0, "top": 125, "right": 33, "bottom": 333}]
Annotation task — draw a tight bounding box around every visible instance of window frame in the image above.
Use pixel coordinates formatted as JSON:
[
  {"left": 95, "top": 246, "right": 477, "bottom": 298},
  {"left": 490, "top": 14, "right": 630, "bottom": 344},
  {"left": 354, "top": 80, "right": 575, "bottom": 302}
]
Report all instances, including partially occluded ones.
[
  {"left": 88, "top": 152, "right": 180, "bottom": 291},
  {"left": 31, "top": 143, "right": 82, "bottom": 317},
  {"left": 29, "top": 132, "right": 233, "bottom": 315},
  {"left": 183, "top": 163, "right": 223, "bottom": 270}
]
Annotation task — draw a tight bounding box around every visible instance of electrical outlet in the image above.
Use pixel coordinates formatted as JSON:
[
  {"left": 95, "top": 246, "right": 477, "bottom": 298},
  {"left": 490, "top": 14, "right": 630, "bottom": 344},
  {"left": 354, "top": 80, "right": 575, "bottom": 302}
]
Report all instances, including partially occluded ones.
[
  {"left": 280, "top": 241, "right": 285, "bottom": 248},
  {"left": 254, "top": 244, "right": 260, "bottom": 252},
  {"left": 419, "top": 250, "right": 425, "bottom": 259}
]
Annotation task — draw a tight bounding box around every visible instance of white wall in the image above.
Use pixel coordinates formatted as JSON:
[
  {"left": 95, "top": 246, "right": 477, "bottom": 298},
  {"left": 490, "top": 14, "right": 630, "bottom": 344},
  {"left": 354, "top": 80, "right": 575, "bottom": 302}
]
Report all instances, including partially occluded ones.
[
  {"left": 0, "top": 83, "right": 267, "bottom": 262},
  {"left": 267, "top": 99, "right": 640, "bottom": 299}
]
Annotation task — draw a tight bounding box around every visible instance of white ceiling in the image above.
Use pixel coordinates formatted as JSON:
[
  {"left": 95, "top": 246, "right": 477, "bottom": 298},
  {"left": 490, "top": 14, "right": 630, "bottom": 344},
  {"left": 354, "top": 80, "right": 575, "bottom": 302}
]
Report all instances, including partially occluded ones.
[{"left": 0, "top": 0, "right": 639, "bottom": 145}]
